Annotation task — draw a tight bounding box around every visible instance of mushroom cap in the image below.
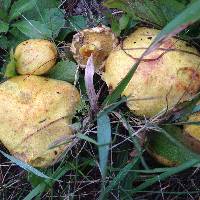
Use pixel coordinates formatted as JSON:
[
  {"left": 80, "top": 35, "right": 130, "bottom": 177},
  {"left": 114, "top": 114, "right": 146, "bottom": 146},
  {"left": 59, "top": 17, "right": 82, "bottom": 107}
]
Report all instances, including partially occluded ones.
[
  {"left": 0, "top": 75, "right": 80, "bottom": 167},
  {"left": 71, "top": 25, "right": 118, "bottom": 69},
  {"left": 15, "top": 39, "right": 57, "bottom": 75},
  {"left": 104, "top": 27, "right": 200, "bottom": 117}
]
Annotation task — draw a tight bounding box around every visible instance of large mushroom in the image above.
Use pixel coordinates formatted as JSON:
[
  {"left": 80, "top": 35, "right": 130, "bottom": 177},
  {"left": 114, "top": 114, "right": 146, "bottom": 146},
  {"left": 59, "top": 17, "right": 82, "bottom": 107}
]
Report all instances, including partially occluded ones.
[
  {"left": 104, "top": 27, "right": 200, "bottom": 117},
  {"left": 0, "top": 75, "right": 80, "bottom": 167}
]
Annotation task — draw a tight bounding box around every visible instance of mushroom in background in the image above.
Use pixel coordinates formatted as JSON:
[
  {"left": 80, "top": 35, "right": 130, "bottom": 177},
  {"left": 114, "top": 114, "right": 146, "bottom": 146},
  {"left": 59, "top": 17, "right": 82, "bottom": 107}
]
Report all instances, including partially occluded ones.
[{"left": 71, "top": 25, "right": 118, "bottom": 70}]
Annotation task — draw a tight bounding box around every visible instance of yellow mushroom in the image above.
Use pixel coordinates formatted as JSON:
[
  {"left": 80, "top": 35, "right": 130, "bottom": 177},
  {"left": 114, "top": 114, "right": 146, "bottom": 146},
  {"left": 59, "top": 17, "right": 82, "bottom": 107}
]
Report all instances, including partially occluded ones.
[
  {"left": 104, "top": 27, "right": 200, "bottom": 117},
  {"left": 14, "top": 39, "right": 57, "bottom": 75},
  {"left": 71, "top": 25, "right": 118, "bottom": 70},
  {"left": 0, "top": 75, "right": 80, "bottom": 167}
]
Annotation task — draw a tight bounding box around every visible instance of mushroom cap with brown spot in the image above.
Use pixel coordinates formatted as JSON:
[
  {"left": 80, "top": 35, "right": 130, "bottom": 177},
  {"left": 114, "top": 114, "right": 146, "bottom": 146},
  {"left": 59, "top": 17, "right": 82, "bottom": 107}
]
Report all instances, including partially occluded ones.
[
  {"left": 71, "top": 25, "right": 118, "bottom": 70},
  {"left": 15, "top": 39, "right": 57, "bottom": 75},
  {"left": 104, "top": 27, "right": 200, "bottom": 117},
  {"left": 0, "top": 75, "right": 80, "bottom": 167}
]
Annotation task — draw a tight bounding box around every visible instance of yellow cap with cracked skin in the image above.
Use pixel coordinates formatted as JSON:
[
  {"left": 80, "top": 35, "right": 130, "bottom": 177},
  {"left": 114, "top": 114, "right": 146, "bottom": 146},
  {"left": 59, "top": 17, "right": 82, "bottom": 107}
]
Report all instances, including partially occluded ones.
[
  {"left": 0, "top": 75, "right": 80, "bottom": 167},
  {"left": 15, "top": 39, "right": 57, "bottom": 75},
  {"left": 71, "top": 25, "right": 119, "bottom": 70},
  {"left": 104, "top": 27, "right": 200, "bottom": 117}
]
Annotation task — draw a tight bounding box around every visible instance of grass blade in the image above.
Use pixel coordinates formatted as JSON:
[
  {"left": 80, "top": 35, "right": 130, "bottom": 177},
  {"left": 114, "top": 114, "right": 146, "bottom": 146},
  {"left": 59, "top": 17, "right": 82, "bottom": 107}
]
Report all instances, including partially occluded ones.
[
  {"left": 132, "top": 159, "right": 199, "bottom": 193},
  {"left": 24, "top": 164, "right": 71, "bottom": 200},
  {"left": 76, "top": 133, "right": 98, "bottom": 145},
  {"left": 0, "top": 150, "right": 50, "bottom": 179},
  {"left": 102, "top": 62, "right": 139, "bottom": 106},
  {"left": 97, "top": 113, "right": 111, "bottom": 178},
  {"left": 100, "top": 157, "right": 139, "bottom": 199},
  {"left": 146, "top": 0, "right": 200, "bottom": 55}
]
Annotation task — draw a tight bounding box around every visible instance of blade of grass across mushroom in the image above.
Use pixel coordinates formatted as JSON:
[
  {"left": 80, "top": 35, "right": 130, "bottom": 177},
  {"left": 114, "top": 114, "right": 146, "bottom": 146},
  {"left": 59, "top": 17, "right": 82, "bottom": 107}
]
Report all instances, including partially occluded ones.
[
  {"left": 103, "top": 0, "right": 200, "bottom": 107},
  {"left": 171, "top": 92, "right": 200, "bottom": 122},
  {"left": 0, "top": 150, "right": 50, "bottom": 180},
  {"left": 145, "top": 0, "right": 200, "bottom": 56}
]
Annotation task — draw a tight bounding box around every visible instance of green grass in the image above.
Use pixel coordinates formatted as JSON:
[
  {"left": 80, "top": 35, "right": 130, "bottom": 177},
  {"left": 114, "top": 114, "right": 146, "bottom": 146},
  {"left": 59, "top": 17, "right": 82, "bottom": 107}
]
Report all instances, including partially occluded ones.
[{"left": 1, "top": 0, "right": 200, "bottom": 199}]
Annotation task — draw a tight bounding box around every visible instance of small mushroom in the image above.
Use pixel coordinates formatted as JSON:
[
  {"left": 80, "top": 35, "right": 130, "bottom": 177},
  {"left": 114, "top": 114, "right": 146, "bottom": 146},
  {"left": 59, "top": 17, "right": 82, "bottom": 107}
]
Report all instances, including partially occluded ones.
[
  {"left": 14, "top": 39, "right": 57, "bottom": 75},
  {"left": 104, "top": 27, "right": 200, "bottom": 117},
  {"left": 71, "top": 25, "right": 118, "bottom": 70},
  {"left": 0, "top": 75, "right": 80, "bottom": 167}
]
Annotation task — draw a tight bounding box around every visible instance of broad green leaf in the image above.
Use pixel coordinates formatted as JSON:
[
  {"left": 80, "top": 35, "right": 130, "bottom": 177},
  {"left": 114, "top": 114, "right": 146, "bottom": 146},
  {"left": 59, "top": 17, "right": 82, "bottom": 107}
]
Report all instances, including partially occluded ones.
[
  {"left": 9, "top": 0, "right": 38, "bottom": 21},
  {"left": 0, "top": 0, "right": 11, "bottom": 12},
  {"left": 0, "top": 35, "right": 9, "bottom": 49},
  {"left": 103, "top": 0, "right": 134, "bottom": 17},
  {"left": 0, "top": 150, "right": 50, "bottom": 179},
  {"left": 4, "top": 49, "right": 17, "bottom": 78},
  {"left": 0, "top": 8, "right": 8, "bottom": 21},
  {"left": 48, "top": 60, "right": 77, "bottom": 83},
  {"left": 0, "top": 20, "right": 9, "bottom": 33},
  {"left": 58, "top": 15, "right": 87, "bottom": 40},
  {"left": 23, "top": 0, "right": 60, "bottom": 20},
  {"left": 111, "top": 16, "right": 121, "bottom": 36},
  {"left": 119, "top": 14, "right": 130, "bottom": 31},
  {"left": 8, "top": 27, "right": 28, "bottom": 49},
  {"left": 66, "top": 15, "right": 87, "bottom": 31},
  {"left": 97, "top": 113, "right": 111, "bottom": 178},
  {"left": 42, "top": 8, "right": 65, "bottom": 38},
  {"left": 104, "top": 0, "right": 185, "bottom": 27},
  {"left": 13, "top": 19, "right": 52, "bottom": 39}
]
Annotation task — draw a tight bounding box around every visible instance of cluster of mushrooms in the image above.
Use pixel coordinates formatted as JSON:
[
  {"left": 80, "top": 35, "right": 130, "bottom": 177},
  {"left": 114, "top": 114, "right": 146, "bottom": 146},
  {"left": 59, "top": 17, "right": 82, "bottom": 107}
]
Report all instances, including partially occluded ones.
[{"left": 0, "top": 25, "right": 200, "bottom": 168}]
